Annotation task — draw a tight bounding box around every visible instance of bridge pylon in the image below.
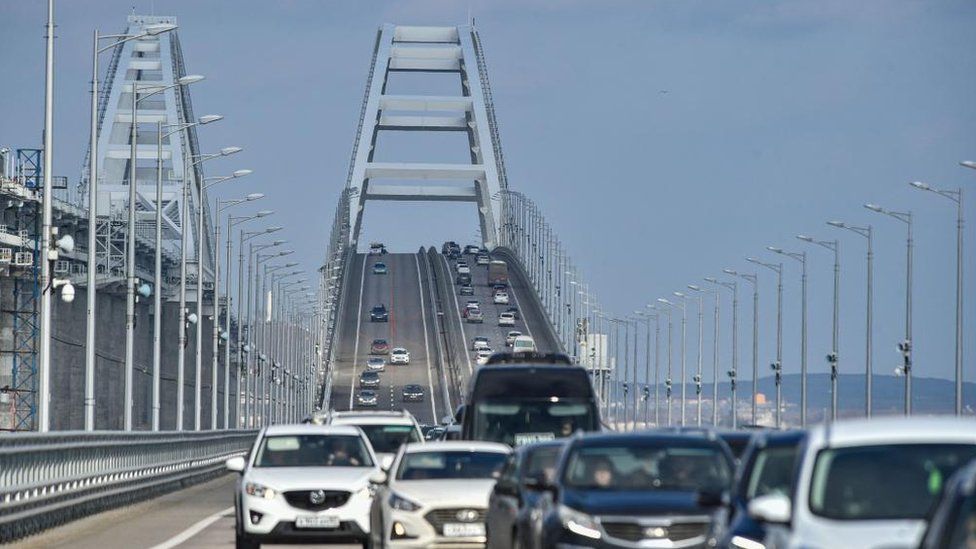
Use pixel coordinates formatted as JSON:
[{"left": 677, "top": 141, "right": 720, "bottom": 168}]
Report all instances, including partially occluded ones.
[{"left": 344, "top": 24, "right": 509, "bottom": 250}]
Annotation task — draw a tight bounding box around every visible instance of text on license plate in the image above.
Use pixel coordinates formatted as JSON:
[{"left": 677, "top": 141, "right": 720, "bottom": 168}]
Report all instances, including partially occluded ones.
[
  {"left": 443, "top": 522, "right": 485, "bottom": 537},
  {"left": 295, "top": 515, "right": 340, "bottom": 529}
]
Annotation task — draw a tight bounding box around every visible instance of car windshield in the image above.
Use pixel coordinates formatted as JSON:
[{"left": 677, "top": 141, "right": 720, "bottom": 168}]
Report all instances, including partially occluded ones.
[
  {"left": 525, "top": 445, "right": 562, "bottom": 483},
  {"left": 746, "top": 446, "right": 798, "bottom": 500},
  {"left": 809, "top": 443, "right": 976, "bottom": 520},
  {"left": 397, "top": 451, "right": 507, "bottom": 480},
  {"left": 563, "top": 444, "right": 732, "bottom": 493},
  {"left": 356, "top": 424, "right": 422, "bottom": 454},
  {"left": 254, "top": 434, "right": 374, "bottom": 468},
  {"left": 472, "top": 399, "right": 597, "bottom": 446},
  {"left": 373, "top": 339, "right": 387, "bottom": 345}
]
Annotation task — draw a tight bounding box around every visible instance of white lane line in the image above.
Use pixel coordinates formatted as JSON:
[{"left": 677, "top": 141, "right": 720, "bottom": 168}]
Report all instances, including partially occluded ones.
[
  {"left": 415, "top": 255, "right": 438, "bottom": 423},
  {"left": 442, "top": 254, "right": 474, "bottom": 375},
  {"left": 148, "top": 506, "right": 234, "bottom": 549},
  {"left": 349, "top": 254, "right": 368, "bottom": 410},
  {"left": 507, "top": 278, "right": 536, "bottom": 342}
]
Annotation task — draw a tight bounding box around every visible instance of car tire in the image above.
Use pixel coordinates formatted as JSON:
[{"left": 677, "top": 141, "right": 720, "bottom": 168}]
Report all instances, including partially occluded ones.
[{"left": 235, "top": 530, "right": 259, "bottom": 549}]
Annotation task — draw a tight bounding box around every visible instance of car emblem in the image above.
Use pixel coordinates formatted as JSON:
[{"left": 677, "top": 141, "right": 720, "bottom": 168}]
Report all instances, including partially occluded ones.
[
  {"left": 309, "top": 490, "right": 326, "bottom": 505},
  {"left": 455, "top": 509, "right": 479, "bottom": 522}
]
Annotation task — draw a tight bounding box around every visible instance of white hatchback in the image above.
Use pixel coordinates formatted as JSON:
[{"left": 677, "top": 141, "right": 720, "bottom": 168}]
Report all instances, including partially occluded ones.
[
  {"left": 390, "top": 347, "right": 410, "bottom": 365},
  {"left": 751, "top": 416, "right": 976, "bottom": 549},
  {"left": 492, "top": 291, "right": 509, "bottom": 305},
  {"left": 226, "top": 424, "right": 380, "bottom": 548},
  {"left": 369, "top": 441, "right": 511, "bottom": 548}
]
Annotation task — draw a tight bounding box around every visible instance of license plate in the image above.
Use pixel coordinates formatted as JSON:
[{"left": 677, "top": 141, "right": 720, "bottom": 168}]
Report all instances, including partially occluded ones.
[
  {"left": 295, "top": 515, "right": 340, "bottom": 529},
  {"left": 442, "top": 522, "right": 485, "bottom": 537},
  {"left": 514, "top": 432, "right": 556, "bottom": 446}
]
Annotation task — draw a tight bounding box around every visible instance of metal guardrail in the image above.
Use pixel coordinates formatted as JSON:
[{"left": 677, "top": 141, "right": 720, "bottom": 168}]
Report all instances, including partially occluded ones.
[{"left": 0, "top": 430, "right": 257, "bottom": 542}]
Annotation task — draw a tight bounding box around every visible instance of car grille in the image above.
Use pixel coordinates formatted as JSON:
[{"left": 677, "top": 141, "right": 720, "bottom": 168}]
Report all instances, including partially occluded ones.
[
  {"left": 283, "top": 490, "right": 351, "bottom": 511},
  {"left": 424, "top": 508, "right": 486, "bottom": 534},
  {"left": 601, "top": 520, "right": 708, "bottom": 543}
]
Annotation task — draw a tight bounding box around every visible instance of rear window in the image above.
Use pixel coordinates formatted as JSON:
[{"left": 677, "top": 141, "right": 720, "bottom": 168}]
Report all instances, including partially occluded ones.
[{"left": 356, "top": 424, "right": 423, "bottom": 454}]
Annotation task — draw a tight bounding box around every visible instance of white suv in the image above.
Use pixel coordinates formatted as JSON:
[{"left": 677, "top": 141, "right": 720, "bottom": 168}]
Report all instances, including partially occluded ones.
[
  {"left": 492, "top": 291, "right": 509, "bottom": 305},
  {"left": 369, "top": 441, "right": 511, "bottom": 547},
  {"left": 328, "top": 410, "right": 425, "bottom": 470},
  {"left": 390, "top": 347, "right": 410, "bottom": 365},
  {"left": 750, "top": 416, "right": 976, "bottom": 549},
  {"left": 226, "top": 424, "right": 381, "bottom": 548}
]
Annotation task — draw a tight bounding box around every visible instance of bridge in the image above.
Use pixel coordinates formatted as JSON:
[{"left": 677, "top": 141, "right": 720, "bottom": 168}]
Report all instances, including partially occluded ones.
[{"left": 1, "top": 7, "right": 973, "bottom": 548}]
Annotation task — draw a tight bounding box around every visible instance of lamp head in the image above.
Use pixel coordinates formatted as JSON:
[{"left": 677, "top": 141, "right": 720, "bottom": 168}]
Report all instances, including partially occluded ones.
[
  {"left": 255, "top": 210, "right": 273, "bottom": 217},
  {"left": 864, "top": 203, "right": 883, "bottom": 213},
  {"left": 673, "top": 291, "right": 685, "bottom": 298},
  {"left": 827, "top": 221, "right": 845, "bottom": 228},
  {"left": 704, "top": 277, "right": 718, "bottom": 283},
  {"left": 232, "top": 169, "right": 252, "bottom": 178},
  {"left": 687, "top": 284, "right": 701, "bottom": 291},
  {"left": 766, "top": 246, "right": 782, "bottom": 253},
  {"left": 657, "top": 298, "right": 670, "bottom": 305},
  {"left": 177, "top": 74, "right": 205, "bottom": 85},
  {"left": 284, "top": 261, "right": 299, "bottom": 267},
  {"left": 909, "top": 181, "right": 930, "bottom": 190},
  {"left": 796, "top": 235, "right": 813, "bottom": 242},
  {"left": 961, "top": 161, "right": 976, "bottom": 170},
  {"left": 245, "top": 193, "right": 264, "bottom": 201},
  {"left": 198, "top": 114, "right": 222, "bottom": 124},
  {"left": 265, "top": 226, "right": 283, "bottom": 234},
  {"left": 220, "top": 146, "right": 243, "bottom": 156},
  {"left": 723, "top": 268, "right": 736, "bottom": 275}
]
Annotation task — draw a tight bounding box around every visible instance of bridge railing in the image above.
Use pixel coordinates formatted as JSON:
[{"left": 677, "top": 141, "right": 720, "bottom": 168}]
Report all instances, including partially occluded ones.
[{"left": 0, "top": 430, "right": 257, "bottom": 542}]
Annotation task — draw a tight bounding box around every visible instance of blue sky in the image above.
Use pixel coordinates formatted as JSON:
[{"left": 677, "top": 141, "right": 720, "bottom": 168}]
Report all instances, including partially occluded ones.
[{"left": 1, "top": 0, "right": 974, "bottom": 387}]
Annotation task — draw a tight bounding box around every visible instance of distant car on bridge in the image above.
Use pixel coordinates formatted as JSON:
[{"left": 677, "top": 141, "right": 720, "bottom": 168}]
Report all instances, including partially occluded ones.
[
  {"left": 505, "top": 331, "right": 522, "bottom": 346},
  {"left": 459, "top": 284, "right": 475, "bottom": 296},
  {"left": 498, "top": 312, "right": 516, "bottom": 327},
  {"left": 369, "top": 242, "right": 387, "bottom": 255},
  {"left": 359, "top": 370, "right": 380, "bottom": 388},
  {"left": 467, "top": 309, "right": 484, "bottom": 323},
  {"left": 471, "top": 336, "right": 491, "bottom": 351},
  {"left": 357, "top": 389, "right": 378, "bottom": 407},
  {"left": 372, "top": 262, "right": 388, "bottom": 275},
  {"left": 366, "top": 357, "right": 386, "bottom": 372},
  {"left": 370, "top": 339, "right": 390, "bottom": 355},
  {"left": 456, "top": 273, "right": 472, "bottom": 285},
  {"left": 512, "top": 336, "right": 536, "bottom": 353},
  {"left": 476, "top": 348, "right": 493, "bottom": 365},
  {"left": 370, "top": 304, "right": 388, "bottom": 322},
  {"left": 476, "top": 253, "right": 491, "bottom": 266},
  {"left": 464, "top": 244, "right": 481, "bottom": 255},
  {"left": 504, "top": 306, "right": 520, "bottom": 320},
  {"left": 390, "top": 347, "right": 410, "bottom": 365},
  {"left": 457, "top": 264, "right": 471, "bottom": 275},
  {"left": 402, "top": 384, "right": 425, "bottom": 402},
  {"left": 488, "top": 260, "right": 509, "bottom": 287},
  {"left": 493, "top": 291, "right": 509, "bottom": 305}
]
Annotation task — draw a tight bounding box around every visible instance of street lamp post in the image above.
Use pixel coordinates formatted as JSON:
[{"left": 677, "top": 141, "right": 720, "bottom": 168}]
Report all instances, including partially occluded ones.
[
  {"left": 126, "top": 74, "right": 204, "bottom": 430},
  {"left": 864, "top": 204, "right": 914, "bottom": 415},
  {"left": 686, "top": 286, "right": 714, "bottom": 426},
  {"left": 829, "top": 221, "right": 873, "bottom": 417},
  {"left": 747, "top": 258, "right": 783, "bottom": 427},
  {"left": 661, "top": 295, "right": 688, "bottom": 426},
  {"left": 247, "top": 244, "right": 289, "bottom": 425},
  {"left": 796, "top": 236, "right": 840, "bottom": 421},
  {"left": 85, "top": 21, "right": 177, "bottom": 432},
  {"left": 705, "top": 277, "right": 737, "bottom": 428},
  {"left": 726, "top": 269, "right": 758, "bottom": 425},
  {"left": 767, "top": 247, "right": 807, "bottom": 427},
  {"left": 910, "top": 181, "right": 963, "bottom": 415}
]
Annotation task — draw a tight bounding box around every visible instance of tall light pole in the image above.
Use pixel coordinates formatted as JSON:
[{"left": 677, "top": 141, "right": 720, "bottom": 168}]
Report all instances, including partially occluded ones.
[
  {"left": 126, "top": 74, "right": 204, "bottom": 430},
  {"left": 864, "top": 204, "right": 914, "bottom": 415},
  {"left": 796, "top": 236, "right": 840, "bottom": 421},
  {"left": 658, "top": 306, "right": 673, "bottom": 426},
  {"left": 37, "top": 0, "right": 55, "bottom": 432},
  {"left": 85, "top": 21, "right": 177, "bottom": 432},
  {"left": 726, "top": 269, "right": 758, "bottom": 425},
  {"left": 241, "top": 234, "right": 285, "bottom": 426},
  {"left": 252, "top": 250, "right": 293, "bottom": 426},
  {"left": 226, "top": 215, "right": 275, "bottom": 428},
  {"left": 747, "top": 258, "right": 783, "bottom": 427},
  {"left": 195, "top": 170, "right": 251, "bottom": 430},
  {"left": 829, "top": 220, "right": 873, "bottom": 417},
  {"left": 706, "top": 277, "right": 737, "bottom": 428},
  {"left": 768, "top": 247, "right": 808, "bottom": 427},
  {"left": 660, "top": 296, "right": 688, "bottom": 426},
  {"left": 683, "top": 291, "right": 704, "bottom": 425},
  {"left": 177, "top": 147, "right": 240, "bottom": 430},
  {"left": 910, "top": 181, "right": 963, "bottom": 415},
  {"left": 636, "top": 309, "right": 659, "bottom": 426},
  {"left": 214, "top": 195, "right": 265, "bottom": 429}
]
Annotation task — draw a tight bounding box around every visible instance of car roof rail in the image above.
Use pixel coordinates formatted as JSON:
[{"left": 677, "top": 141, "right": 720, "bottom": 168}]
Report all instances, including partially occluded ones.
[{"left": 485, "top": 352, "right": 573, "bottom": 365}]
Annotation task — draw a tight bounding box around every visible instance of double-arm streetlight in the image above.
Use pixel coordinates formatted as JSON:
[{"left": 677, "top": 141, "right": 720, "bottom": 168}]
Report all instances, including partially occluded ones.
[
  {"left": 659, "top": 295, "right": 688, "bottom": 426},
  {"left": 239, "top": 233, "right": 284, "bottom": 426},
  {"left": 213, "top": 196, "right": 266, "bottom": 429},
  {"left": 767, "top": 247, "right": 808, "bottom": 427},
  {"left": 828, "top": 220, "right": 873, "bottom": 417},
  {"left": 910, "top": 181, "right": 963, "bottom": 415},
  {"left": 725, "top": 269, "right": 759, "bottom": 426},
  {"left": 796, "top": 236, "right": 840, "bottom": 421},
  {"left": 125, "top": 74, "right": 205, "bottom": 431},
  {"left": 85, "top": 21, "right": 177, "bottom": 432},
  {"left": 635, "top": 309, "right": 660, "bottom": 426},
  {"left": 864, "top": 204, "right": 914, "bottom": 415},
  {"left": 705, "top": 277, "right": 738, "bottom": 428}
]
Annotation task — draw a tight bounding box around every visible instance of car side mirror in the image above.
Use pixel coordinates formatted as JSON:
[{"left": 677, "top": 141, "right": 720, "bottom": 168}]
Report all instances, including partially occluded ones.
[
  {"left": 225, "top": 456, "right": 246, "bottom": 473},
  {"left": 381, "top": 455, "right": 394, "bottom": 471},
  {"left": 747, "top": 494, "right": 792, "bottom": 524},
  {"left": 369, "top": 471, "right": 388, "bottom": 485}
]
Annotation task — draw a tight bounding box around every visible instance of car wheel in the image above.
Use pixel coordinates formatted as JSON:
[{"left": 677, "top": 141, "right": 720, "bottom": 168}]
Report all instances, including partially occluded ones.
[{"left": 235, "top": 530, "right": 259, "bottom": 549}]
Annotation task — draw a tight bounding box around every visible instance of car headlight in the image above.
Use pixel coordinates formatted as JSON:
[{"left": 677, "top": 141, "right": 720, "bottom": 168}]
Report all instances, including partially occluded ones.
[
  {"left": 389, "top": 492, "right": 422, "bottom": 512},
  {"left": 244, "top": 481, "right": 277, "bottom": 500},
  {"left": 557, "top": 504, "right": 601, "bottom": 540}
]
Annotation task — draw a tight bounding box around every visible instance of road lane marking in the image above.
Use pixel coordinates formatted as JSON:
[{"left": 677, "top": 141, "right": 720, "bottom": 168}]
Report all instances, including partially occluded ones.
[
  {"left": 148, "top": 506, "right": 233, "bottom": 549},
  {"left": 349, "top": 254, "right": 367, "bottom": 410},
  {"left": 442, "top": 254, "right": 474, "bottom": 375},
  {"left": 415, "top": 254, "right": 438, "bottom": 423}
]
